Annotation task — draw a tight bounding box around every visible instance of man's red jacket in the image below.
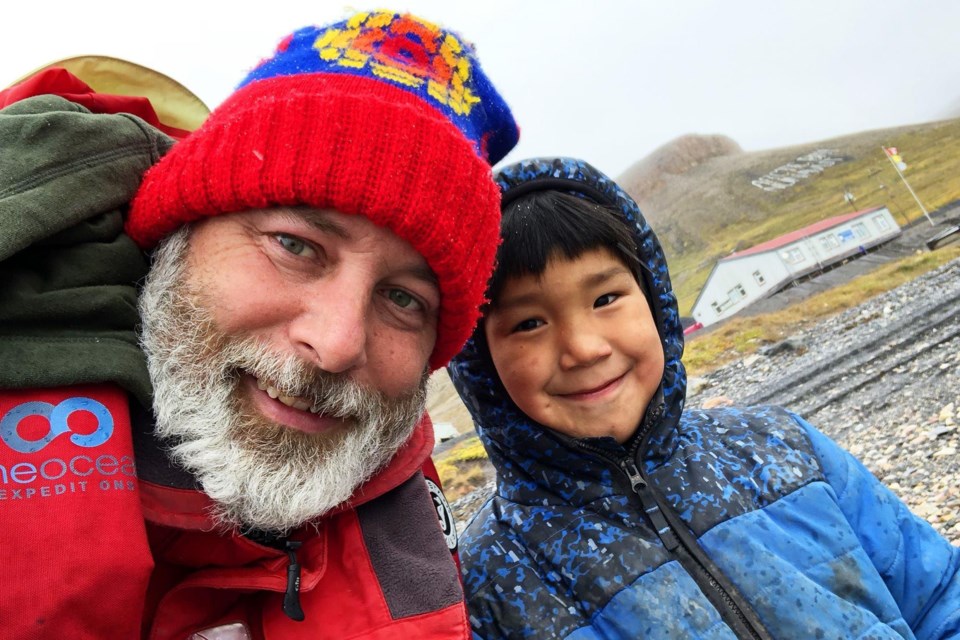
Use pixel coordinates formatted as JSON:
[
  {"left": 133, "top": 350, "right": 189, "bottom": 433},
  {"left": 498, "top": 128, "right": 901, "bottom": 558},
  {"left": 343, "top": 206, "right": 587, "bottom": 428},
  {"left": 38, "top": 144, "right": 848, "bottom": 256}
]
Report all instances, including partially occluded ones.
[
  {"left": 0, "top": 385, "right": 467, "bottom": 639},
  {"left": 0, "top": 70, "right": 468, "bottom": 639}
]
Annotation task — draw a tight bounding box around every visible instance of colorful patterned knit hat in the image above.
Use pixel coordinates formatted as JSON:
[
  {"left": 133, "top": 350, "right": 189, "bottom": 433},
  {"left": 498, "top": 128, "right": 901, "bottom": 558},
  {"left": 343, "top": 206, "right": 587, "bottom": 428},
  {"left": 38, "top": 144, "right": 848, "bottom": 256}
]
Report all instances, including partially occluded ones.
[{"left": 128, "top": 11, "right": 519, "bottom": 369}]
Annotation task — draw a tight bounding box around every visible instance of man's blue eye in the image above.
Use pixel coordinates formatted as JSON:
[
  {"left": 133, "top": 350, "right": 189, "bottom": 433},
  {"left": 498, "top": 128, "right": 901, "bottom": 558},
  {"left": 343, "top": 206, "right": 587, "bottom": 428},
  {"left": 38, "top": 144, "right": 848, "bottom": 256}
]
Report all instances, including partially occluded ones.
[
  {"left": 277, "top": 234, "right": 309, "bottom": 256},
  {"left": 388, "top": 289, "right": 419, "bottom": 309}
]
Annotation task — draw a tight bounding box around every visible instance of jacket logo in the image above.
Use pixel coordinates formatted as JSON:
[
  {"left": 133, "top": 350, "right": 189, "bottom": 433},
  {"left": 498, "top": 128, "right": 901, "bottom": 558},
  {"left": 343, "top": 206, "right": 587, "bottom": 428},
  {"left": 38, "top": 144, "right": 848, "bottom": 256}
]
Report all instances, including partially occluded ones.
[
  {"left": 1, "top": 398, "right": 114, "bottom": 454},
  {"left": 425, "top": 477, "right": 458, "bottom": 552}
]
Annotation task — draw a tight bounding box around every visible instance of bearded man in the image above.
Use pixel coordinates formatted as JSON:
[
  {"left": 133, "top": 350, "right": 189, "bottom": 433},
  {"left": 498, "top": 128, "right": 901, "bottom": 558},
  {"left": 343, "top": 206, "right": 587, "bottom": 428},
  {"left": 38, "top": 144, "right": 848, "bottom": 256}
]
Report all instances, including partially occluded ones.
[{"left": 0, "top": 11, "right": 517, "bottom": 639}]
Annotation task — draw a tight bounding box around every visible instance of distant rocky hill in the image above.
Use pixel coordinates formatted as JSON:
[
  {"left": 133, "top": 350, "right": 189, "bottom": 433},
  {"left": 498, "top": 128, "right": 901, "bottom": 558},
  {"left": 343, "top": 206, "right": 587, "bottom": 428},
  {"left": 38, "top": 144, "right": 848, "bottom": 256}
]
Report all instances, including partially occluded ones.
[
  {"left": 615, "top": 119, "right": 960, "bottom": 312},
  {"left": 620, "top": 134, "right": 742, "bottom": 202}
]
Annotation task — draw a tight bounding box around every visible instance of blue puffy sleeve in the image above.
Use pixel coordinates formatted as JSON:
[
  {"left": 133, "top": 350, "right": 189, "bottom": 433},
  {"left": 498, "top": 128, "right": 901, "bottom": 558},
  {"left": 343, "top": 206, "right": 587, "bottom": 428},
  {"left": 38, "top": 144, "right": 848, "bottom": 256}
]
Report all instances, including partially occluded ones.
[{"left": 795, "top": 415, "right": 960, "bottom": 639}]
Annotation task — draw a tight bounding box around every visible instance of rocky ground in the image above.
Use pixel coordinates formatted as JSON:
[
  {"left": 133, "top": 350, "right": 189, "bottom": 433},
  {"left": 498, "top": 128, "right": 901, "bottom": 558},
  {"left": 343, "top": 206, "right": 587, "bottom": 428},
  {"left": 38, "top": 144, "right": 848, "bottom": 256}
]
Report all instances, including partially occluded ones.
[{"left": 452, "top": 254, "right": 960, "bottom": 546}]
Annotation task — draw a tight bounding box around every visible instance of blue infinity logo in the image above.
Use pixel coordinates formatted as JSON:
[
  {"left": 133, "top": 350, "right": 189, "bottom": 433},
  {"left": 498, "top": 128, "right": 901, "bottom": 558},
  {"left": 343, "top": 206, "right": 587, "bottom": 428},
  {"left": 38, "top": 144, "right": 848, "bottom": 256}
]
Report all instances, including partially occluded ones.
[{"left": 0, "top": 398, "right": 114, "bottom": 454}]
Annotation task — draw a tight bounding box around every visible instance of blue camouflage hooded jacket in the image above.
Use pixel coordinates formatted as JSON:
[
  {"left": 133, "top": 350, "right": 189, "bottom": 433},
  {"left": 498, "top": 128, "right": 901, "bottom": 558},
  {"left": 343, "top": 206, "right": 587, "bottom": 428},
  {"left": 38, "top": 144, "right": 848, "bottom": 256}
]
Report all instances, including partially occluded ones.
[{"left": 448, "top": 158, "right": 960, "bottom": 640}]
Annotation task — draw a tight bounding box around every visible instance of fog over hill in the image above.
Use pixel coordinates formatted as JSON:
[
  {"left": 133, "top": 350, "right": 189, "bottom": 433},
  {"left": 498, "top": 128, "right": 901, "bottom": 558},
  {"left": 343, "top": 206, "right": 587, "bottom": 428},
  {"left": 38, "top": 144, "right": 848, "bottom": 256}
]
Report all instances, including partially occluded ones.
[{"left": 938, "top": 99, "right": 960, "bottom": 121}]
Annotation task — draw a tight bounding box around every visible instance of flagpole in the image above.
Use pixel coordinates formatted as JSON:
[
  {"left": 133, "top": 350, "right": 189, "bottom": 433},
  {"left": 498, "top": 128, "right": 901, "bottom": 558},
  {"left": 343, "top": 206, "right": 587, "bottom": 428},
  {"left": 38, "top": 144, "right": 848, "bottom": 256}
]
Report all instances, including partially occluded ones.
[{"left": 882, "top": 146, "right": 934, "bottom": 226}]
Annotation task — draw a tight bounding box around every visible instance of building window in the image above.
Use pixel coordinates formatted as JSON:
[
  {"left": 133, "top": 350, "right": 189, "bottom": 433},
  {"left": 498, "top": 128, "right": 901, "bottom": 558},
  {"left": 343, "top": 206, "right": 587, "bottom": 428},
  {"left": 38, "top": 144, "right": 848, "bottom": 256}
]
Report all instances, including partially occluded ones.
[
  {"left": 820, "top": 235, "right": 840, "bottom": 250},
  {"left": 711, "top": 285, "right": 746, "bottom": 315},
  {"left": 853, "top": 222, "right": 868, "bottom": 238},
  {"left": 873, "top": 214, "right": 890, "bottom": 231},
  {"left": 728, "top": 284, "right": 746, "bottom": 303},
  {"left": 780, "top": 247, "right": 805, "bottom": 264},
  {"left": 753, "top": 270, "right": 766, "bottom": 285}
]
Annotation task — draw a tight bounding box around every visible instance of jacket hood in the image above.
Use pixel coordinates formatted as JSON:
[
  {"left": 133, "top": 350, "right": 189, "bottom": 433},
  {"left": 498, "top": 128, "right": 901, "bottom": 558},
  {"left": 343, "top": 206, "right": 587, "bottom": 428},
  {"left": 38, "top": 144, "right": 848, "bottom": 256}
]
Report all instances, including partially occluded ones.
[
  {"left": 448, "top": 157, "right": 686, "bottom": 503},
  {"left": 0, "top": 94, "right": 173, "bottom": 409}
]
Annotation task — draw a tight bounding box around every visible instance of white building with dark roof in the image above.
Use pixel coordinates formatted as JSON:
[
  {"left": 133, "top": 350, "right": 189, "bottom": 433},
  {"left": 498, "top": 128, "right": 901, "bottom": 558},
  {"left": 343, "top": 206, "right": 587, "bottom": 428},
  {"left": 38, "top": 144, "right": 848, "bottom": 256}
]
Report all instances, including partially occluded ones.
[{"left": 691, "top": 206, "right": 901, "bottom": 327}]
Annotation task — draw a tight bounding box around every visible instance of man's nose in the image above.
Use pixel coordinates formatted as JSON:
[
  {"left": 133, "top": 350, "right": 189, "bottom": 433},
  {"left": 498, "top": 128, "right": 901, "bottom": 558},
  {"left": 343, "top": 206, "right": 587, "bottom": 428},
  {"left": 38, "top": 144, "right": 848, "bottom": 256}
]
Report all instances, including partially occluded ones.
[
  {"left": 287, "top": 286, "right": 369, "bottom": 374},
  {"left": 558, "top": 325, "right": 611, "bottom": 370}
]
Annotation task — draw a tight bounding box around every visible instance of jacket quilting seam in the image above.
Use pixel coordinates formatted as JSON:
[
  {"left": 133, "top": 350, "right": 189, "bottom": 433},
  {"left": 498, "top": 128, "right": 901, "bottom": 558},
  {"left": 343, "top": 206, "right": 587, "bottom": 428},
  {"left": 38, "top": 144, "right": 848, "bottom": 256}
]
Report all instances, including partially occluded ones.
[{"left": 880, "top": 521, "right": 906, "bottom": 580}]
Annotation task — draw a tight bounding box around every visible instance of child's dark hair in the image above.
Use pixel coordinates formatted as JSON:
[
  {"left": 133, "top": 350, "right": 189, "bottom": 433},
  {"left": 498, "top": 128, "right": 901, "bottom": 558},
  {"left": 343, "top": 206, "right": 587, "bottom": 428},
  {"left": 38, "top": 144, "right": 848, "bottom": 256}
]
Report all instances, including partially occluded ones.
[{"left": 486, "top": 190, "right": 643, "bottom": 307}]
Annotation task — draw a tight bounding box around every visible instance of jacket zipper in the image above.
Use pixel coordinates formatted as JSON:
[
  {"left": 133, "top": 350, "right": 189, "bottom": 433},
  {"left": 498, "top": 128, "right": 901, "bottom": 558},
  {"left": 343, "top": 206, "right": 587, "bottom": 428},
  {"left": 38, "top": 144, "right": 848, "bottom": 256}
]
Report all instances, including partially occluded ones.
[
  {"left": 619, "top": 458, "right": 679, "bottom": 551},
  {"left": 282, "top": 540, "right": 305, "bottom": 622},
  {"left": 576, "top": 438, "right": 771, "bottom": 640},
  {"left": 618, "top": 458, "right": 767, "bottom": 640}
]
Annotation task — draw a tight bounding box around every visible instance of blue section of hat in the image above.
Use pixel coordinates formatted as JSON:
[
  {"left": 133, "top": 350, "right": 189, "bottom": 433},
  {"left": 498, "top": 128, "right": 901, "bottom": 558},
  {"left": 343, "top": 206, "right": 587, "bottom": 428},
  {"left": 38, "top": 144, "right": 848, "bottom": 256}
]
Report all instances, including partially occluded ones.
[{"left": 236, "top": 11, "right": 518, "bottom": 164}]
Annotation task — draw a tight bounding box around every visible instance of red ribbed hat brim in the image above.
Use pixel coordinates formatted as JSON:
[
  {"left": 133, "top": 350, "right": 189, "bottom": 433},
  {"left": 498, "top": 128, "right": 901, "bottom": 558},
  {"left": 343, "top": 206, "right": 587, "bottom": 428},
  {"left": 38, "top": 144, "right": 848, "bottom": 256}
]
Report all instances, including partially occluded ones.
[{"left": 128, "top": 74, "right": 500, "bottom": 368}]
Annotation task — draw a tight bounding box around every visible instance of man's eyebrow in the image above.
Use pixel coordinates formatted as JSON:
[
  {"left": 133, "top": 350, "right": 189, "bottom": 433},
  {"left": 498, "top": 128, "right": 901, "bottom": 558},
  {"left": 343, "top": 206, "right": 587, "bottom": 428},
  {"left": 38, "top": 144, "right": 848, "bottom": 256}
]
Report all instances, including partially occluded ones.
[
  {"left": 277, "top": 208, "right": 351, "bottom": 239},
  {"left": 275, "top": 207, "right": 438, "bottom": 288},
  {"left": 405, "top": 263, "right": 440, "bottom": 289}
]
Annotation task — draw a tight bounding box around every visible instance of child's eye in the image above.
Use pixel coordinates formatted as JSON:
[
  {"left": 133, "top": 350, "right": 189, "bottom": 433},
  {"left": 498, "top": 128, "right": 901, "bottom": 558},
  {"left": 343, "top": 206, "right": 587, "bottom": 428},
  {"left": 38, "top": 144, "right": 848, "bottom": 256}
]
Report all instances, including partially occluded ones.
[
  {"left": 275, "top": 233, "right": 317, "bottom": 258},
  {"left": 385, "top": 288, "right": 423, "bottom": 311},
  {"left": 594, "top": 293, "right": 619, "bottom": 308},
  {"left": 513, "top": 318, "right": 544, "bottom": 333}
]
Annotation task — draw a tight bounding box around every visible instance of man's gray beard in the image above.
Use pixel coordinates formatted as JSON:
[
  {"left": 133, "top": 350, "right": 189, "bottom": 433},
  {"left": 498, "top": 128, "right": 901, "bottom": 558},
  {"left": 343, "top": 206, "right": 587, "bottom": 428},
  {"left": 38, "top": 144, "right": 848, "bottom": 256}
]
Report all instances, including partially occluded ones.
[{"left": 138, "top": 228, "right": 428, "bottom": 535}]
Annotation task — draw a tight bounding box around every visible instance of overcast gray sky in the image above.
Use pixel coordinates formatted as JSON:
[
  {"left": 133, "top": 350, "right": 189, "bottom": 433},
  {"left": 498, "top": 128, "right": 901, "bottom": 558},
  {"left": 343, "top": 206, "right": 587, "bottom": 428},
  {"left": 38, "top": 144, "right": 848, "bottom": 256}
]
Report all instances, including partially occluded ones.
[{"left": 3, "top": 1, "right": 959, "bottom": 177}]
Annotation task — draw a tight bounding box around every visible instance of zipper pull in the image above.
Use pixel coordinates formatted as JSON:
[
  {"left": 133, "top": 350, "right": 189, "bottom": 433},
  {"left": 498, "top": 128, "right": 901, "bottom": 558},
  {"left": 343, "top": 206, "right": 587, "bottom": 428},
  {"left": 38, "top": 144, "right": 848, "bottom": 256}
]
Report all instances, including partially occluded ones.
[
  {"left": 620, "top": 459, "right": 647, "bottom": 493},
  {"left": 282, "top": 540, "right": 305, "bottom": 622},
  {"left": 620, "top": 459, "right": 680, "bottom": 552}
]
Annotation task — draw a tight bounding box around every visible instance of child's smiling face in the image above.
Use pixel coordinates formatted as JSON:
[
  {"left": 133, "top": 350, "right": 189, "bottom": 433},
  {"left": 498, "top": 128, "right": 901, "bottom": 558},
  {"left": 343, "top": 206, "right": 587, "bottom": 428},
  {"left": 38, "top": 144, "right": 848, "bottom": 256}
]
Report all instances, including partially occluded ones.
[{"left": 484, "top": 247, "right": 664, "bottom": 443}]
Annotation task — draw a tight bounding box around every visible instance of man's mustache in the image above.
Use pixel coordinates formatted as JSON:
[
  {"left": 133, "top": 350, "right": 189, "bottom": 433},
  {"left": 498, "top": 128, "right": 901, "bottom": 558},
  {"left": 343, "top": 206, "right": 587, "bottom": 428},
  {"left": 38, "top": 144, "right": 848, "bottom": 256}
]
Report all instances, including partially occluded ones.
[{"left": 226, "top": 345, "right": 384, "bottom": 420}]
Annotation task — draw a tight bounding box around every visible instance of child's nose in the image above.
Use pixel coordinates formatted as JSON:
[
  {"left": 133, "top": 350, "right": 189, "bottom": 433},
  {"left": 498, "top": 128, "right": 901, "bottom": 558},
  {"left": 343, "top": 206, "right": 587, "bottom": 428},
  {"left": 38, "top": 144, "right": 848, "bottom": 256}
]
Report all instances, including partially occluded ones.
[{"left": 558, "top": 328, "right": 612, "bottom": 369}]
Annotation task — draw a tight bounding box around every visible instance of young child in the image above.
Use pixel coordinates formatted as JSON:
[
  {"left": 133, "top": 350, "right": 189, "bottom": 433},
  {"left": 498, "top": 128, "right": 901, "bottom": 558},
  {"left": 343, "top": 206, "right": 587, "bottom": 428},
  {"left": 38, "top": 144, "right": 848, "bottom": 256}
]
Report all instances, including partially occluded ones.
[{"left": 448, "top": 157, "right": 960, "bottom": 639}]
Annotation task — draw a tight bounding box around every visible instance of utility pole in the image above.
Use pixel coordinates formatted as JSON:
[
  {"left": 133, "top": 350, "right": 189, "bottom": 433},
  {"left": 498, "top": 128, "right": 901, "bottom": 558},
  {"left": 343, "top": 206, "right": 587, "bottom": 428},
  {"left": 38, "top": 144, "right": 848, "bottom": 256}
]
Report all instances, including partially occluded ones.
[
  {"left": 878, "top": 182, "right": 910, "bottom": 226},
  {"left": 843, "top": 185, "right": 857, "bottom": 213},
  {"left": 881, "top": 146, "right": 933, "bottom": 226}
]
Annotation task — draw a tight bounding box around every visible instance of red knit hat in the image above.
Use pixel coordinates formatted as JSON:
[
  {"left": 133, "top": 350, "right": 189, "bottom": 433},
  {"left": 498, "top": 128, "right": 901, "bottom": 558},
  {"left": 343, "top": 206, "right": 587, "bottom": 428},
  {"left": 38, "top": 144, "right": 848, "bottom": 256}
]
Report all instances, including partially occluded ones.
[{"left": 128, "top": 11, "right": 519, "bottom": 369}]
